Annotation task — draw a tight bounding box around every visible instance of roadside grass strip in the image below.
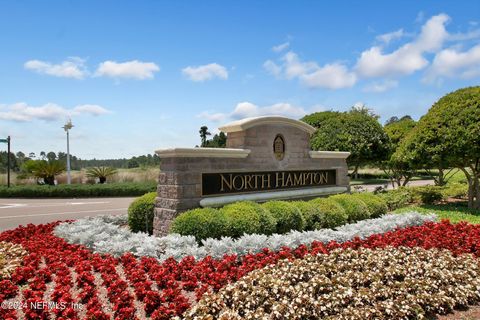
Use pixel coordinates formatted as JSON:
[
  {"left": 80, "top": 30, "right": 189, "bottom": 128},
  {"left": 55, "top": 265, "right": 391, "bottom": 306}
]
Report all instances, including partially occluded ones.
[{"left": 54, "top": 212, "right": 435, "bottom": 260}]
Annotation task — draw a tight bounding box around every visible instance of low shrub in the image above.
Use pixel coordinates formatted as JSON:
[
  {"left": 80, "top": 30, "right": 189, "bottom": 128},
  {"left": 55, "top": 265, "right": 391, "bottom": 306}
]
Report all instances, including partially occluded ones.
[
  {"left": 292, "top": 201, "right": 321, "bottom": 231},
  {"left": 378, "top": 188, "right": 414, "bottom": 211},
  {"left": 128, "top": 192, "right": 156, "bottom": 234},
  {"left": 330, "top": 194, "right": 371, "bottom": 222},
  {"left": 222, "top": 201, "right": 276, "bottom": 238},
  {"left": 170, "top": 208, "right": 226, "bottom": 241},
  {"left": 442, "top": 183, "right": 468, "bottom": 199},
  {"left": 351, "top": 193, "right": 388, "bottom": 218},
  {"left": 262, "top": 201, "right": 304, "bottom": 233},
  {"left": 0, "top": 182, "right": 156, "bottom": 198},
  {"left": 308, "top": 198, "right": 348, "bottom": 229},
  {"left": 414, "top": 186, "right": 444, "bottom": 205}
]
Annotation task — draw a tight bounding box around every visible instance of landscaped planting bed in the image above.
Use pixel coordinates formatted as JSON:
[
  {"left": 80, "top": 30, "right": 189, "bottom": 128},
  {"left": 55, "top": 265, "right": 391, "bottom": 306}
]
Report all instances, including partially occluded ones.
[{"left": 2, "top": 213, "right": 480, "bottom": 319}]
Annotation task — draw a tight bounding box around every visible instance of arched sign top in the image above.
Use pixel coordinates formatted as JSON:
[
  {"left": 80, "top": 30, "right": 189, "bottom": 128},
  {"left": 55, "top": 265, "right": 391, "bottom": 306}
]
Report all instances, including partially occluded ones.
[{"left": 219, "top": 116, "right": 316, "bottom": 135}]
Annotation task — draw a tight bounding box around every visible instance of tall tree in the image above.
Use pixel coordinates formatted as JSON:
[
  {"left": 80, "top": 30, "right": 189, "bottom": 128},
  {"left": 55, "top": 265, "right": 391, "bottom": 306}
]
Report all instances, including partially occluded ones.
[
  {"left": 303, "top": 108, "right": 389, "bottom": 177},
  {"left": 199, "top": 126, "right": 211, "bottom": 147},
  {"left": 382, "top": 116, "right": 417, "bottom": 187},
  {"left": 398, "top": 87, "right": 480, "bottom": 208},
  {"left": 46, "top": 151, "right": 57, "bottom": 162}
]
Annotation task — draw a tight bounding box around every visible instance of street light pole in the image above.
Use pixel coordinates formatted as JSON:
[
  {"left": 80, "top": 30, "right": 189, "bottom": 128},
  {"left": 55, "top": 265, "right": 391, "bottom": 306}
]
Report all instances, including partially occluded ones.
[
  {"left": 0, "top": 136, "right": 10, "bottom": 187},
  {"left": 7, "top": 136, "right": 10, "bottom": 188},
  {"left": 63, "top": 120, "right": 74, "bottom": 185}
]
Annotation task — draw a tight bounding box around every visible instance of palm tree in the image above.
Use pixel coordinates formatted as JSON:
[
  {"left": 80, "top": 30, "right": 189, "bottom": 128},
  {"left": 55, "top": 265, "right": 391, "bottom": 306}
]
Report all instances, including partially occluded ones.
[
  {"left": 24, "top": 160, "right": 65, "bottom": 185},
  {"left": 86, "top": 167, "right": 118, "bottom": 184},
  {"left": 199, "top": 126, "right": 211, "bottom": 147}
]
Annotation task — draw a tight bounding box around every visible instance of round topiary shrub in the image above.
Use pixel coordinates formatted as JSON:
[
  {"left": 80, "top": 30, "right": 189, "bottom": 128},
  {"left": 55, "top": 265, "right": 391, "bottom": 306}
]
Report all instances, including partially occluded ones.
[
  {"left": 351, "top": 193, "right": 388, "bottom": 218},
  {"left": 128, "top": 192, "right": 156, "bottom": 234},
  {"left": 222, "top": 201, "right": 276, "bottom": 238},
  {"left": 308, "top": 198, "right": 348, "bottom": 229},
  {"left": 329, "top": 194, "right": 371, "bottom": 222},
  {"left": 292, "top": 201, "right": 322, "bottom": 231},
  {"left": 262, "top": 201, "right": 304, "bottom": 234},
  {"left": 170, "top": 207, "right": 226, "bottom": 241}
]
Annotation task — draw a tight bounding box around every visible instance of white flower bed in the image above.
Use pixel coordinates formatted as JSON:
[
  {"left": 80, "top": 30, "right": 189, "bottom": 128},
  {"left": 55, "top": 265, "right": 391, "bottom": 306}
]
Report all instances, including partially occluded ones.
[{"left": 54, "top": 212, "right": 435, "bottom": 261}]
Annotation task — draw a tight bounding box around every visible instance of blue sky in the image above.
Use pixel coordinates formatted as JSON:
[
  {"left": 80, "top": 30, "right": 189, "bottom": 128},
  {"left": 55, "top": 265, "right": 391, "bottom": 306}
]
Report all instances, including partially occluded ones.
[{"left": 0, "top": 0, "right": 479, "bottom": 159}]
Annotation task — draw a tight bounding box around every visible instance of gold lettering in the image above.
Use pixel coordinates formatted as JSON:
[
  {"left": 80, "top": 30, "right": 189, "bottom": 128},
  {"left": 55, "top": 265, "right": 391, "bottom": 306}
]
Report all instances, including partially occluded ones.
[
  {"left": 261, "top": 174, "right": 271, "bottom": 189},
  {"left": 245, "top": 175, "right": 254, "bottom": 190},
  {"left": 320, "top": 172, "right": 328, "bottom": 184},
  {"left": 275, "top": 172, "right": 285, "bottom": 187},
  {"left": 220, "top": 174, "right": 233, "bottom": 192},
  {"left": 294, "top": 173, "right": 303, "bottom": 186},
  {"left": 285, "top": 173, "right": 293, "bottom": 187},
  {"left": 313, "top": 173, "right": 321, "bottom": 184},
  {"left": 233, "top": 175, "right": 245, "bottom": 190}
]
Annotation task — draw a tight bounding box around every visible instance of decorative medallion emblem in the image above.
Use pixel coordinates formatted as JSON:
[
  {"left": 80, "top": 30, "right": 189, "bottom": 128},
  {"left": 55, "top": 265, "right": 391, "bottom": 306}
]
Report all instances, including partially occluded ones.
[{"left": 273, "top": 134, "right": 285, "bottom": 160}]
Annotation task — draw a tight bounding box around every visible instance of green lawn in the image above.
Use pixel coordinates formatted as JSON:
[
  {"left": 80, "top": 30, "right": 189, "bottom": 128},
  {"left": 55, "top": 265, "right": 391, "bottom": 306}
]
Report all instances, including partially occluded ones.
[{"left": 395, "top": 202, "right": 480, "bottom": 224}]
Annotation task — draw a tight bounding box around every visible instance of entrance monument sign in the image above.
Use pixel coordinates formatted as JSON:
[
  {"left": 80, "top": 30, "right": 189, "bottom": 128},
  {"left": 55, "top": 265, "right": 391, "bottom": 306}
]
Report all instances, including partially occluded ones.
[{"left": 154, "top": 116, "right": 350, "bottom": 236}]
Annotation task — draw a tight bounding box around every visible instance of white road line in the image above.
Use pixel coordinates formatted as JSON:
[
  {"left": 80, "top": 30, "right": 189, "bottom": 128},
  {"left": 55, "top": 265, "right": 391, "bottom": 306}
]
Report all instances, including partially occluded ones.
[
  {"left": 0, "top": 208, "right": 128, "bottom": 219},
  {"left": 0, "top": 201, "right": 111, "bottom": 209},
  {"left": 0, "top": 204, "right": 28, "bottom": 209}
]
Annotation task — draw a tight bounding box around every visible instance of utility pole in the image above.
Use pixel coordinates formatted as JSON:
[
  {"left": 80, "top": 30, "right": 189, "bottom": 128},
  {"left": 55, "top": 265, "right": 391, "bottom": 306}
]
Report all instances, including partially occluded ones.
[
  {"left": 63, "top": 120, "right": 74, "bottom": 184},
  {"left": 0, "top": 136, "right": 10, "bottom": 187}
]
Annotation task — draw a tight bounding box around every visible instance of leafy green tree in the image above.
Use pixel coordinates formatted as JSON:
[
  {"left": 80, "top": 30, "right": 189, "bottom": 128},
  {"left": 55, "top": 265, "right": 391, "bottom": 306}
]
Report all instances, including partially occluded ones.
[
  {"left": 204, "top": 132, "right": 227, "bottom": 148},
  {"left": 199, "top": 126, "right": 211, "bottom": 147},
  {"left": 398, "top": 87, "right": 480, "bottom": 208},
  {"left": 382, "top": 116, "right": 417, "bottom": 187},
  {"left": 86, "top": 166, "right": 118, "bottom": 184},
  {"left": 46, "top": 151, "right": 57, "bottom": 162},
  {"left": 303, "top": 107, "right": 389, "bottom": 177},
  {"left": 23, "top": 160, "right": 65, "bottom": 185}
]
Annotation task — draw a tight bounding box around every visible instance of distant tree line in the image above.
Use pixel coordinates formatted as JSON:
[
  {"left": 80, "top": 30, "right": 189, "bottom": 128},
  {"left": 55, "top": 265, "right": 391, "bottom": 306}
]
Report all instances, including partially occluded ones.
[{"left": 0, "top": 151, "right": 161, "bottom": 173}]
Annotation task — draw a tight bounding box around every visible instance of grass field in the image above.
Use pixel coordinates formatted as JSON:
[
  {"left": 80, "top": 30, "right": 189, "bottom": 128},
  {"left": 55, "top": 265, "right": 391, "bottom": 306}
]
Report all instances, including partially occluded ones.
[
  {"left": 395, "top": 202, "right": 480, "bottom": 224},
  {"left": 0, "top": 167, "right": 159, "bottom": 186}
]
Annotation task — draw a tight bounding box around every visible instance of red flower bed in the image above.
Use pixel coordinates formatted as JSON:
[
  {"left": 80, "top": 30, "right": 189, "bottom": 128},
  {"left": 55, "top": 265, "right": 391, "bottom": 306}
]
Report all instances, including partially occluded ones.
[{"left": 0, "top": 220, "right": 480, "bottom": 319}]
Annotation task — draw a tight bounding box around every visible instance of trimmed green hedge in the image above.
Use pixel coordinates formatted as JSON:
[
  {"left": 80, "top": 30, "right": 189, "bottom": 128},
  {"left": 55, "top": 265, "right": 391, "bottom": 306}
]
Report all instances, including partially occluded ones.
[
  {"left": 127, "top": 192, "right": 157, "bottom": 234},
  {"left": 308, "top": 198, "right": 348, "bottom": 229},
  {"left": 223, "top": 201, "right": 276, "bottom": 238},
  {"left": 170, "top": 207, "right": 226, "bottom": 241},
  {"left": 262, "top": 201, "right": 304, "bottom": 233},
  {"left": 351, "top": 193, "right": 388, "bottom": 218},
  {"left": 329, "top": 194, "right": 371, "bottom": 222},
  {"left": 0, "top": 182, "right": 156, "bottom": 198},
  {"left": 169, "top": 193, "right": 385, "bottom": 240}
]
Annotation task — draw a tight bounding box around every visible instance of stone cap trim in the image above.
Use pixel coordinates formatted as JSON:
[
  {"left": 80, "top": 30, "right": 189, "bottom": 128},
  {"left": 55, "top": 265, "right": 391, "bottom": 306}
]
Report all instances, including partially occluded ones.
[
  {"left": 219, "top": 116, "right": 316, "bottom": 134},
  {"left": 309, "top": 151, "right": 350, "bottom": 159},
  {"left": 155, "top": 147, "right": 251, "bottom": 158},
  {"left": 199, "top": 186, "right": 348, "bottom": 207}
]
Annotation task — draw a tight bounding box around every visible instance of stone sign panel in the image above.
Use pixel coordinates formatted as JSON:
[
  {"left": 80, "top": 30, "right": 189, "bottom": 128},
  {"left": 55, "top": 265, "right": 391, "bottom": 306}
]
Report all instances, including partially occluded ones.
[
  {"left": 202, "top": 169, "right": 336, "bottom": 196},
  {"left": 154, "top": 116, "right": 350, "bottom": 236}
]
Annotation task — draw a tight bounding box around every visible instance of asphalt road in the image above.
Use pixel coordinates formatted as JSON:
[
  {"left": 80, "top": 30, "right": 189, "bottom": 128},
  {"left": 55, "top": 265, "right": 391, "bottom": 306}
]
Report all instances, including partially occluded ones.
[{"left": 0, "top": 197, "right": 136, "bottom": 232}]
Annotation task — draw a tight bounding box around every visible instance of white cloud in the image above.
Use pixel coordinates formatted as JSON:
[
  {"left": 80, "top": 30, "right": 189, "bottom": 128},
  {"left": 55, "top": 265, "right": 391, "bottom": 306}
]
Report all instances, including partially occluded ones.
[
  {"left": 424, "top": 44, "right": 480, "bottom": 82},
  {"left": 24, "top": 57, "right": 87, "bottom": 79},
  {"left": 355, "top": 14, "right": 450, "bottom": 78},
  {"left": 198, "top": 101, "right": 308, "bottom": 123},
  {"left": 265, "top": 51, "right": 356, "bottom": 89},
  {"left": 272, "top": 42, "right": 290, "bottom": 52},
  {"left": 0, "top": 102, "right": 111, "bottom": 122},
  {"left": 182, "top": 63, "right": 228, "bottom": 82},
  {"left": 376, "top": 29, "right": 405, "bottom": 44},
  {"left": 95, "top": 60, "right": 159, "bottom": 80},
  {"left": 301, "top": 63, "right": 357, "bottom": 89},
  {"left": 72, "top": 104, "right": 111, "bottom": 116},
  {"left": 363, "top": 80, "right": 399, "bottom": 92},
  {"left": 263, "top": 60, "right": 282, "bottom": 76},
  {"left": 196, "top": 111, "right": 228, "bottom": 122}
]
